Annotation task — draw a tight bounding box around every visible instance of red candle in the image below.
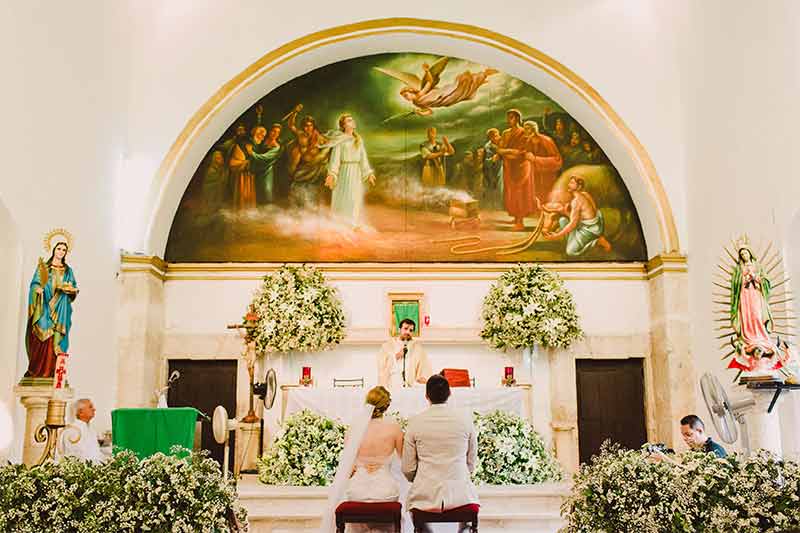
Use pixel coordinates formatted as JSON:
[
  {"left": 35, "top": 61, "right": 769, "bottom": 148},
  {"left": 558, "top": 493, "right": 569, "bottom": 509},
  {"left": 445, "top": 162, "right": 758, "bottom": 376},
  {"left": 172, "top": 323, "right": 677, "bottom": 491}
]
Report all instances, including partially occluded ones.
[
  {"left": 302, "top": 367, "right": 311, "bottom": 380},
  {"left": 504, "top": 366, "right": 514, "bottom": 379},
  {"left": 54, "top": 354, "right": 69, "bottom": 390}
]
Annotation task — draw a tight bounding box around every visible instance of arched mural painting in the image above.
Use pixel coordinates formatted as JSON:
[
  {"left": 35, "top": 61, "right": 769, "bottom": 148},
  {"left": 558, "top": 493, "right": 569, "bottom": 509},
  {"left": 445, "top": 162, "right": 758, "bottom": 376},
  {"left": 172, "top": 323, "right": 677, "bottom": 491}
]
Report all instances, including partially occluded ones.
[{"left": 165, "top": 52, "right": 646, "bottom": 263}]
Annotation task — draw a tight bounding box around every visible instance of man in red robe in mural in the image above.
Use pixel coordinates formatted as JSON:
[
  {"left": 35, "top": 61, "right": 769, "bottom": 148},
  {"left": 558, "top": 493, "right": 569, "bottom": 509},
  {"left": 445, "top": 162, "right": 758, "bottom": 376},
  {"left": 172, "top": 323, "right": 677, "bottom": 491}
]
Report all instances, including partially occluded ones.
[
  {"left": 524, "top": 120, "right": 563, "bottom": 198},
  {"left": 497, "top": 109, "right": 535, "bottom": 231}
]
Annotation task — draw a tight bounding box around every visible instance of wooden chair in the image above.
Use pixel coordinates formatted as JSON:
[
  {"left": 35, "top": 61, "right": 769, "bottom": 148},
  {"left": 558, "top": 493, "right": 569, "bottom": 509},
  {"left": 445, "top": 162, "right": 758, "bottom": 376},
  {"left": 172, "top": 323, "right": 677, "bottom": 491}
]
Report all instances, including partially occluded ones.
[
  {"left": 411, "top": 504, "right": 479, "bottom": 532},
  {"left": 335, "top": 501, "right": 402, "bottom": 532},
  {"left": 333, "top": 377, "right": 365, "bottom": 388}
]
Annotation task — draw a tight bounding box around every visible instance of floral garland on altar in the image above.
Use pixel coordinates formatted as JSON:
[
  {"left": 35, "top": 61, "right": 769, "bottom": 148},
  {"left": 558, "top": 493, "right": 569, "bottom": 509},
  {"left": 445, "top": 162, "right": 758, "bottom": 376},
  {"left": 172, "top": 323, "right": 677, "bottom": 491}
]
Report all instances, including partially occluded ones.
[
  {"left": 258, "top": 410, "right": 346, "bottom": 486},
  {"left": 473, "top": 410, "right": 562, "bottom": 485},
  {"left": 258, "top": 410, "right": 560, "bottom": 486},
  {"left": 248, "top": 265, "right": 346, "bottom": 354},
  {"left": 480, "top": 263, "right": 582, "bottom": 350}
]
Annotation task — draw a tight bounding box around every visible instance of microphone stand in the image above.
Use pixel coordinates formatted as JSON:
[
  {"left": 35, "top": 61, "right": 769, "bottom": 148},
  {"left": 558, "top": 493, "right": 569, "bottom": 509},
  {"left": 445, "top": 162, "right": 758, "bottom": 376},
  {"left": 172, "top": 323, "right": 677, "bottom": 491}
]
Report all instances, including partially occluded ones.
[{"left": 402, "top": 342, "right": 408, "bottom": 388}]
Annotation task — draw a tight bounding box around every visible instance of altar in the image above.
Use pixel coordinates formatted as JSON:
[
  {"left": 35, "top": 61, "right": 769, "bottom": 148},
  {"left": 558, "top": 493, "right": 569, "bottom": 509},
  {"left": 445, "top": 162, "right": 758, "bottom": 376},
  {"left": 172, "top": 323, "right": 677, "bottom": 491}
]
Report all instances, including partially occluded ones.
[{"left": 281, "top": 384, "right": 533, "bottom": 425}]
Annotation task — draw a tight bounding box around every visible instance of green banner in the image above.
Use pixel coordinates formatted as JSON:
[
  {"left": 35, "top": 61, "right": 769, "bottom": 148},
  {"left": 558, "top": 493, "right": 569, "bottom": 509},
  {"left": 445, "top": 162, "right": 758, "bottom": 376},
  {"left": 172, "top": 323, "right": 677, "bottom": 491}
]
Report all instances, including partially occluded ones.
[{"left": 393, "top": 300, "right": 420, "bottom": 334}]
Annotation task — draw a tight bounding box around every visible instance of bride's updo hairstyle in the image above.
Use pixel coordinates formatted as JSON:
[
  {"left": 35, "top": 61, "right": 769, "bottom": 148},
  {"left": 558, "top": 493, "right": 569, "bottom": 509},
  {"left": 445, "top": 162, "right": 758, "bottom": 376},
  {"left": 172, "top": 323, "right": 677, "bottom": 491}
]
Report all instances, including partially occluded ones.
[{"left": 366, "top": 386, "right": 391, "bottom": 419}]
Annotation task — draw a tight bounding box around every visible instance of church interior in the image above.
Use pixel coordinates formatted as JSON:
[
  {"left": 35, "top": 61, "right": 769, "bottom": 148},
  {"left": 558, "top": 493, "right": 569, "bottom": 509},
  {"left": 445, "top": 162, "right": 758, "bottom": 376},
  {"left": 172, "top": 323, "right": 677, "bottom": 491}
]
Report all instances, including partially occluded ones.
[{"left": 2, "top": 2, "right": 800, "bottom": 532}]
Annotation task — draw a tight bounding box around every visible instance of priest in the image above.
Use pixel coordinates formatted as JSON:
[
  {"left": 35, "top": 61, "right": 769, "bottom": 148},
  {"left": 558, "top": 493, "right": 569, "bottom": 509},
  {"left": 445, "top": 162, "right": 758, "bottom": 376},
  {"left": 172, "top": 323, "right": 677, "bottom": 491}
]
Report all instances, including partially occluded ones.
[{"left": 377, "top": 318, "right": 432, "bottom": 388}]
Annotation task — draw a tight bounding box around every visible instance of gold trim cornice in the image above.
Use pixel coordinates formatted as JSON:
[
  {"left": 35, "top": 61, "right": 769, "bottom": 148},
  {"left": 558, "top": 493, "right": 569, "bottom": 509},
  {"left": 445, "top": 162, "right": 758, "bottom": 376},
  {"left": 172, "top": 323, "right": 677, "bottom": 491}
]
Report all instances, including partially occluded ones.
[
  {"left": 119, "top": 255, "right": 659, "bottom": 282},
  {"left": 645, "top": 253, "right": 688, "bottom": 280},
  {"left": 119, "top": 255, "right": 167, "bottom": 281},
  {"left": 148, "top": 18, "right": 680, "bottom": 255}
]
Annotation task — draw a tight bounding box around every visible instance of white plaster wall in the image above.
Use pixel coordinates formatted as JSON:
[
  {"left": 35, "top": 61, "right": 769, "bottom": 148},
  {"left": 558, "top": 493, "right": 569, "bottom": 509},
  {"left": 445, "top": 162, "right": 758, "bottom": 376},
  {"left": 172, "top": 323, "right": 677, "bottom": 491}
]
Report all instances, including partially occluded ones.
[
  {"left": 0, "top": 198, "right": 22, "bottom": 460},
  {"left": 685, "top": 1, "right": 800, "bottom": 455},
  {"left": 0, "top": 2, "right": 122, "bottom": 438},
  {"left": 162, "top": 276, "right": 650, "bottom": 386}
]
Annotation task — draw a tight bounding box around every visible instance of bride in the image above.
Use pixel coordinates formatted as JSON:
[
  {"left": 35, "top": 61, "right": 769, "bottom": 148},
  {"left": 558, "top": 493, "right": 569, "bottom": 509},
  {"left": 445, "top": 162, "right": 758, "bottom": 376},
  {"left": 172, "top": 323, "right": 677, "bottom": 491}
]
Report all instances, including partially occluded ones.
[{"left": 322, "top": 386, "right": 406, "bottom": 532}]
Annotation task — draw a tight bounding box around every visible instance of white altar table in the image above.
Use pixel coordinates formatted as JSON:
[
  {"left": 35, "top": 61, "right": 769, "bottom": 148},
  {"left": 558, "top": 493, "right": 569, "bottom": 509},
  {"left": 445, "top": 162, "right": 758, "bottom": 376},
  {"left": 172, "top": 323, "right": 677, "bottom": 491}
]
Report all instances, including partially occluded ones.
[{"left": 281, "top": 385, "right": 532, "bottom": 425}]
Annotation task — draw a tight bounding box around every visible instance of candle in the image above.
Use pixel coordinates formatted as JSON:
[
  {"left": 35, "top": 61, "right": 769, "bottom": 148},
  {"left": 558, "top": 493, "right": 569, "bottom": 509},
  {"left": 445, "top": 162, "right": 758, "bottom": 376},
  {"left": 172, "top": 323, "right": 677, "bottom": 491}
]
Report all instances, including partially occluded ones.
[
  {"left": 54, "top": 354, "right": 69, "bottom": 390},
  {"left": 504, "top": 366, "right": 514, "bottom": 379},
  {"left": 302, "top": 366, "right": 311, "bottom": 385}
]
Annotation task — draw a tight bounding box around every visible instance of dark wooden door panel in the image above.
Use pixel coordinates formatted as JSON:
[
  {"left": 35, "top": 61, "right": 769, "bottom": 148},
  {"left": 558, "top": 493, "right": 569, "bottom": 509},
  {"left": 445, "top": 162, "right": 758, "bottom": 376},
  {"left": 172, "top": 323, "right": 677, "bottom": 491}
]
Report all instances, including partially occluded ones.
[
  {"left": 577, "top": 359, "right": 647, "bottom": 464},
  {"left": 167, "top": 359, "right": 237, "bottom": 467}
]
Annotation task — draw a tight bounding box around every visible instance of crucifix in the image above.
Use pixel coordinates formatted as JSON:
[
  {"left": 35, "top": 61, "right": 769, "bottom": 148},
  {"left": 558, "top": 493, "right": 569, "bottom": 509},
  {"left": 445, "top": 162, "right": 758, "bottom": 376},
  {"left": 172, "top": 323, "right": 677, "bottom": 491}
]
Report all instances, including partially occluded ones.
[{"left": 228, "top": 306, "right": 260, "bottom": 424}]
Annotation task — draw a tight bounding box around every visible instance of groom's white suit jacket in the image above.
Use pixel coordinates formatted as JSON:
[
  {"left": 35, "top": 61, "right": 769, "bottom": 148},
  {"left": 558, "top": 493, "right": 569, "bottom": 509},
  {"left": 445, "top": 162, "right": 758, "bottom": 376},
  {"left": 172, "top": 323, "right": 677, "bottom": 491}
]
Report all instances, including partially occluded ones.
[{"left": 401, "top": 403, "right": 480, "bottom": 511}]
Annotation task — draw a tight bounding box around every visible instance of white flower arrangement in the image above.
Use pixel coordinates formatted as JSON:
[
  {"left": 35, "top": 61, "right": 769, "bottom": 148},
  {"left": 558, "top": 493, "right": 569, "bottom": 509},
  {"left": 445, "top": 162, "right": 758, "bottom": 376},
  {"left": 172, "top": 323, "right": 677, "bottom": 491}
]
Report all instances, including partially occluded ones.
[
  {"left": 562, "top": 443, "right": 800, "bottom": 533},
  {"left": 258, "top": 410, "right": 347, "bottom": 486},
  {"left": 472, "top": 410, "right": 562, "bottom": 485},
  {"left": 0, "top": 449, "right": 247, "bottom": 532},
  {"left": 258, "top": 409, "right": 562, "bottom": 488},
  {"left": 480, "top": 264, "right": 582, "bottom": 350},
  {"left": 248, "top": 265, "right": 346, "bottom": 354}
]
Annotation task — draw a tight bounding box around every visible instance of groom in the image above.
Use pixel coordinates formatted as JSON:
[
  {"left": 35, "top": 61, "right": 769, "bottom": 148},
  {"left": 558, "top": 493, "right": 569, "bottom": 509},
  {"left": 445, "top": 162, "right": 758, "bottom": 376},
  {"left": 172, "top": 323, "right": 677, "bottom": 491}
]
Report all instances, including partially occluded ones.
[{"left": 402, "top": 374, "right": 479, "bottom": 525}]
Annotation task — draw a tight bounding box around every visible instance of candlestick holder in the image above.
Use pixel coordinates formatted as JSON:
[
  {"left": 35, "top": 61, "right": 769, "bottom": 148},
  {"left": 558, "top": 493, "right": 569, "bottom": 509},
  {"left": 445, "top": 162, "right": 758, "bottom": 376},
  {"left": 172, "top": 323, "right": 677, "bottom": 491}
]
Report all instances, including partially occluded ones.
[
  {"left": 34, "top": 399, "right": 67, "bottom": 465},
  {"left": 502, "top": 366, "right": 516, "bottom": 387}
]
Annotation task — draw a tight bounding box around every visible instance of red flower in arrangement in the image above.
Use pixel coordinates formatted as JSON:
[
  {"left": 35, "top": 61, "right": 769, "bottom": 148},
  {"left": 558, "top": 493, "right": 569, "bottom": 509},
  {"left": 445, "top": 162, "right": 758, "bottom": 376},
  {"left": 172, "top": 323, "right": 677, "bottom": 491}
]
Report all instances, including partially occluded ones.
[{"left": 245, "top": 312, "right": 258, "bottom": 323}]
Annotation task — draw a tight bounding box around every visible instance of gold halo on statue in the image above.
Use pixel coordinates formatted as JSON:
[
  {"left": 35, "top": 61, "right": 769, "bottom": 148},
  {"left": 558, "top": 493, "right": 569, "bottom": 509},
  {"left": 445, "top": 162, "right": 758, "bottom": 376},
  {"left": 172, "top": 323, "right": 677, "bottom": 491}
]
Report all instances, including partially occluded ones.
[
  {"left": 43, "top": 228, "right": 74, "bottom": 254},
  {"left": 733, "top": 234, "right": 752, "bottom": 256}
]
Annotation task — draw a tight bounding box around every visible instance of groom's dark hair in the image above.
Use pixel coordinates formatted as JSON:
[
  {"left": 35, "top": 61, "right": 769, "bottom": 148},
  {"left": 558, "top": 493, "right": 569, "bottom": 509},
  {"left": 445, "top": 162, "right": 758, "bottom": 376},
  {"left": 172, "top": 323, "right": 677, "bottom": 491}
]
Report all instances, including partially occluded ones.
[{"left": 426, "top": 374, "right": 451, "bottom": 404}]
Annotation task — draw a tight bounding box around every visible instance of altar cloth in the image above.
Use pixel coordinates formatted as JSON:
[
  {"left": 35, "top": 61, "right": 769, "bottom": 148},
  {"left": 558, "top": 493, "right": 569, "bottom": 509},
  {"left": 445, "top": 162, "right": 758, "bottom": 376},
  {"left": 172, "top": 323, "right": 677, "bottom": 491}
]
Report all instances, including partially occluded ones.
[
  {"left": 111, "top": 407, "right": 198, "bottom": 459},
  {"left": 282, "top": 386, "right": 531, "bottom": 424}
]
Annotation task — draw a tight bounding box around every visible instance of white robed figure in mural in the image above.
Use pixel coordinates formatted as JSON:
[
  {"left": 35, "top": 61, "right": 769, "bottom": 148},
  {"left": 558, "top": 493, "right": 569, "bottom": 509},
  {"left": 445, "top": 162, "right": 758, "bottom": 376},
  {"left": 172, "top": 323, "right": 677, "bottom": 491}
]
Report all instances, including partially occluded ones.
[
  {"left": 321, "top": 386, "right": 411, "bottom": 533},
  {"left": 324, "top": 114, "right": 376, "bottom": 229}
]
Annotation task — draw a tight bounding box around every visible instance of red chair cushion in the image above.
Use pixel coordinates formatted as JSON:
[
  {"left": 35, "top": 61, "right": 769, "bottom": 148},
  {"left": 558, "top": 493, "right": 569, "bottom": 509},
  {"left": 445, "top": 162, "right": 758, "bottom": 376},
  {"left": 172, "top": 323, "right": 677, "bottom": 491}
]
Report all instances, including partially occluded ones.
[
  {"left": 336, "top": 501, "right": 402, "bottom": 518},
  {"left": 411, "top": 503, "right": 480, "bottom": 523},
  {"left": 441, "top": 368, "right": 471, "bottom": 387}
]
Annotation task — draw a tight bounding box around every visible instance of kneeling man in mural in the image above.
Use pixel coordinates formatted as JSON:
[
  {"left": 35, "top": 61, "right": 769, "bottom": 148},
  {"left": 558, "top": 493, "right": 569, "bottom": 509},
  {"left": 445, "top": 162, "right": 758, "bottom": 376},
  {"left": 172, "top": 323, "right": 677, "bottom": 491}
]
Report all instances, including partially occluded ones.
[{"left": 541, "top": 176, "right": 612, "bottom": 256}]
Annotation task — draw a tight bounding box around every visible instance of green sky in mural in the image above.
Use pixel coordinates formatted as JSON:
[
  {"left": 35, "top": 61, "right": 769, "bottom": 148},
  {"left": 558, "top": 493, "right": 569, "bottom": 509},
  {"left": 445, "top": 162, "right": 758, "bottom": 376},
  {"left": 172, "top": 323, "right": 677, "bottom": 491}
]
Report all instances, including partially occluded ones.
[{"left": 166, "top": 52, "right": 646, "bottom": 263}]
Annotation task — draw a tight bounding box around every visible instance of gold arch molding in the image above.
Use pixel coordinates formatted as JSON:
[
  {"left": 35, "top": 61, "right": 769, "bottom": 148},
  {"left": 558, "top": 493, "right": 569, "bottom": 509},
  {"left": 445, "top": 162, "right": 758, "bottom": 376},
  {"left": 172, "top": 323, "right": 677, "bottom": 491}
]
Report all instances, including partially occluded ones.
[{"left": 146, "top": 17, "right": 680, "bottom": 256}]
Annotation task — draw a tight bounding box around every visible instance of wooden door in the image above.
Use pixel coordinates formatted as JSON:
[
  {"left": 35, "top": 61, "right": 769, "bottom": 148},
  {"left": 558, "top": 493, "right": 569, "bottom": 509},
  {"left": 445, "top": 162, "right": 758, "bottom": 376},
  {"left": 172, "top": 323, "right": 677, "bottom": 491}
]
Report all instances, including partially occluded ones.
[
  {"left": 167, "top": 359, "right": 237, "bottom": 467},
  {"left": 576, "top": 358, "right": 647, "bottom": 464}
]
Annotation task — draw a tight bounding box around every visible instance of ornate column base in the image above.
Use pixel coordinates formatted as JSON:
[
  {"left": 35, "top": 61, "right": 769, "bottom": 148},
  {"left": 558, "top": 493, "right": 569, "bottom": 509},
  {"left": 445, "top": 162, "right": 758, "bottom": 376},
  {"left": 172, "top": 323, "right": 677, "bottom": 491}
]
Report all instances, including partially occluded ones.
[{"left": 13, "top": 384, "right": 74, "bottom": 465}]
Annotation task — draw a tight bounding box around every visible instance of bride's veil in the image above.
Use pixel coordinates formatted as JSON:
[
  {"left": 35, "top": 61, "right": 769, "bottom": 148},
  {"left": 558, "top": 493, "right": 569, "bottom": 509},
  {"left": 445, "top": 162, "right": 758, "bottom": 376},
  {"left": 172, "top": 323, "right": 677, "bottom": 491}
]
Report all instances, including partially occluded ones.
[{"left": 320, "top": 402, "right": 376, "bottom": 532}]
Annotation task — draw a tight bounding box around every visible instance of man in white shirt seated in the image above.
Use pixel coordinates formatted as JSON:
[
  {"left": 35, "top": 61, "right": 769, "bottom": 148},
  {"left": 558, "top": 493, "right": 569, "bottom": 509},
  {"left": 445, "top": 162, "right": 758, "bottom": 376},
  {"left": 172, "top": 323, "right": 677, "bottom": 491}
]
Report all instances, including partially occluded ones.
[{"left": 61, "top": 398, "right": 108, "bottom": 463}]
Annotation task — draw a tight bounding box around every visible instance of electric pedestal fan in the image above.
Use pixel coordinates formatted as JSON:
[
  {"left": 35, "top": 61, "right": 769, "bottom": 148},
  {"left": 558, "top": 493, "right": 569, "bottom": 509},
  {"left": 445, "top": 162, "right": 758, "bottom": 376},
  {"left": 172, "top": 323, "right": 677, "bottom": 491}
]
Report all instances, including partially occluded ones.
[{"left": 700, "top": 372, "right": 756, "bottom": 455}]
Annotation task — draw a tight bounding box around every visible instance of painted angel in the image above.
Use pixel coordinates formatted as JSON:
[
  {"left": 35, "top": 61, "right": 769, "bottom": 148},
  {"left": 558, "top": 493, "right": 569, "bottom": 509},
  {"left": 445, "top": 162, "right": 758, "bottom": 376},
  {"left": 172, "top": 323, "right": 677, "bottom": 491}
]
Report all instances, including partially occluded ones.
[{"left": 375, "top": 57, "right": 498, "bottom": 120}]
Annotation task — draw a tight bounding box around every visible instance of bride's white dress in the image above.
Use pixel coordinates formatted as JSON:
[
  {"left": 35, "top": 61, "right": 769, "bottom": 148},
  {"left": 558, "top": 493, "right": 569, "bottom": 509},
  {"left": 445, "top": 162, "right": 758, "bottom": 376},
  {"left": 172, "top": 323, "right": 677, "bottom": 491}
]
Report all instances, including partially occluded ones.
[{"left": 346, "top": 455, "right": 400, "bottom": 502}]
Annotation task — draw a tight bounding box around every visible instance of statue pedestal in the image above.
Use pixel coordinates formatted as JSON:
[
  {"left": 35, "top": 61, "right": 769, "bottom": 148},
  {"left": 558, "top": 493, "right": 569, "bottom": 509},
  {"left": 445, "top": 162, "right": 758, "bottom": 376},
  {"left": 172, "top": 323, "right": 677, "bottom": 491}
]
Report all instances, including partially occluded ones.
[
  {"left": 13, "top": 383, "right": 74, "bottom": 465},
  {"left": 746, "top": 387, "right": 785, "bottom": 456},
  {"left": 238, "top": 421, "right": 261, "bottom": 474}
]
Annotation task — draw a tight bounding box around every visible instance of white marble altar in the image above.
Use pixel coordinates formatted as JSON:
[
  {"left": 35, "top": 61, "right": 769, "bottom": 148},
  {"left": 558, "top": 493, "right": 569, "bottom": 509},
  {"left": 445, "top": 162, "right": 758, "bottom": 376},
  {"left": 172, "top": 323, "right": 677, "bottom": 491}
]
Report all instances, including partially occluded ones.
[{"left": 237, "top": 475, "right": 569, "bottom": 533}]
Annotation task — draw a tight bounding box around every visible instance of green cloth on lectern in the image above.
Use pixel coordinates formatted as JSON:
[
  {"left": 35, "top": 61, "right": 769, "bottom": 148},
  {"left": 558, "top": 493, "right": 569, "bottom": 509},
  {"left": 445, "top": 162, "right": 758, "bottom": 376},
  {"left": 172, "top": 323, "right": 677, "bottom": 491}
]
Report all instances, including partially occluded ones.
[
  {"left": 112, "top": 407, "right": 198, "bottom": 459},
  {"left": 393, "top": 301, "right": 420, "bottom": 332}
]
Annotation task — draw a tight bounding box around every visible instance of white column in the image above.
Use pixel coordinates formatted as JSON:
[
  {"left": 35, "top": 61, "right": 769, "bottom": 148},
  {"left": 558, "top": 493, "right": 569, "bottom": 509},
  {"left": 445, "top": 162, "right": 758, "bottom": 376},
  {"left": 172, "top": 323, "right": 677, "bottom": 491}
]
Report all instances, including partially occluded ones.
[
  {"left": 531, "top": 345, "right": 553, "bottom": 451},
  {"left": 747, "top": 388, "right": 784, "bottom": 456}
]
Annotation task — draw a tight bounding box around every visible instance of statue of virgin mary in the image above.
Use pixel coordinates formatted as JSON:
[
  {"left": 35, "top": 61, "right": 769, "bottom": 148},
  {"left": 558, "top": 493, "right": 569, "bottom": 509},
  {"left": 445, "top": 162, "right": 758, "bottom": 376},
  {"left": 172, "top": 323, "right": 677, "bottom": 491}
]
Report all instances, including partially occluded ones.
[{"left": 727, "top": 240, "right": 790, "bottom": 373}]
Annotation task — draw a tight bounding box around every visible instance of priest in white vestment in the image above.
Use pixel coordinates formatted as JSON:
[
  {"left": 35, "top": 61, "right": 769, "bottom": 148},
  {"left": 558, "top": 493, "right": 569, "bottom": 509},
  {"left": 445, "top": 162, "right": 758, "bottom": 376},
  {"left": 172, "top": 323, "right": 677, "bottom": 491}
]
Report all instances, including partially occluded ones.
[
  {"left": 61, "top": 398, "right": 107, "bottom": 463},
  {"left": 377, "top": 318, "right": 432, "bottom": 388}
]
